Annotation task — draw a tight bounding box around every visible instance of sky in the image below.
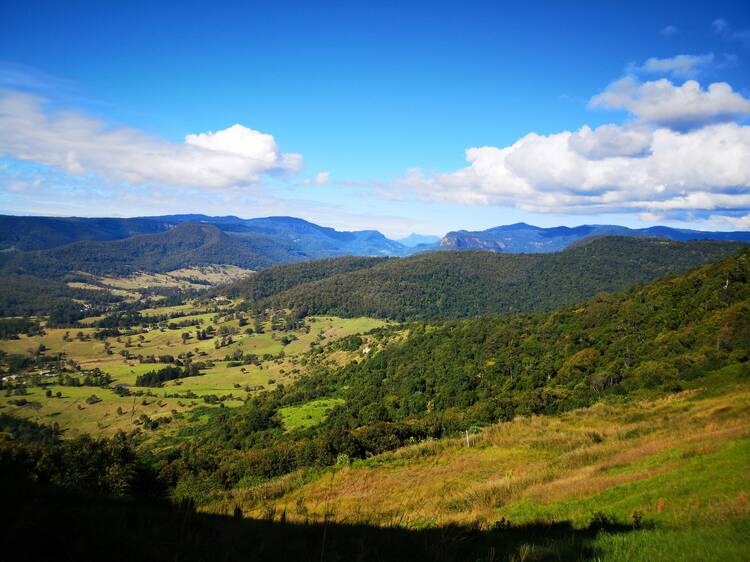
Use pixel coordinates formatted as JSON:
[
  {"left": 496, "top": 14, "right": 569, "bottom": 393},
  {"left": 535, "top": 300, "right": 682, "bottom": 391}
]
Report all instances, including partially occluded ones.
[{"left": 1, "top": 0, "right": 749, "bottom": 238}]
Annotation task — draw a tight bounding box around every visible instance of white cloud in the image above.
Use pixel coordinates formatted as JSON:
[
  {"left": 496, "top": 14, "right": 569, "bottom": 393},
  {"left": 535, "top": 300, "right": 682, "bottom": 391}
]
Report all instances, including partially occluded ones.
[
  {"left": 723, "top": 214, "right": 750, "bottom": 229},
  {"left": 590, "top": 76, "right": 750, "bottom": 130},
  {"left": 313, "top": 171, "right": 330, "bottom": 185},
  {"left": 303, "top": 171, "right": 331, "bottom": 186},
  {"left": 568, "top": 124, "right": 653, "bottom": 159},
  {"left": 389, "top": 120, "right": 750, "bottom": 217},
  {"left": 627, "top": 54, "right": 716, "bottom": 79},
  {"left": 659, "top": 25, "right": 678, "bottom": 37},
  {"left": 710, "top": 19, "right": 750, "bottom": 46},
  {"left": 0, "top": 90, "right": 302, "bottom": 189}
]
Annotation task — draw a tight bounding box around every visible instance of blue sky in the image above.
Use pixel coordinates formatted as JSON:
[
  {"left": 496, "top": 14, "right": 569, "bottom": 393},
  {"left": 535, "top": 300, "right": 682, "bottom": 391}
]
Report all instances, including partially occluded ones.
[{"left": 1, "top": 0, "right": 749, "bottom": 237}]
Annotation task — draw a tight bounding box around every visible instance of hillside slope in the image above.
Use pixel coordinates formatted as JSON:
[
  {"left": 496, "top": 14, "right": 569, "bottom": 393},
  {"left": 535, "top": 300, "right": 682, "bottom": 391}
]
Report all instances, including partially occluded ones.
[
  {"left": 0, "top": 214, "right": 410, "bottom": 258},
  {"left": 233, "top": 237, "right": 748, "bottom": 320},
  {"left": 0, "top": 214, "right": 171, "bottom": 251},
  {"left": 2, "top": 223, "right": 287, "bottom": 277},
  {"left": 163, "top": 248, "right": 750, "bottom": 499},
  {"left": 215, "top": 386, "right": 750, "bottom": 562},
  {"left": 223, "top": 256, "right": 386, "bottom": 301},
  {"left": 323, "top": 248, "right": 750, "bottom": 427}
]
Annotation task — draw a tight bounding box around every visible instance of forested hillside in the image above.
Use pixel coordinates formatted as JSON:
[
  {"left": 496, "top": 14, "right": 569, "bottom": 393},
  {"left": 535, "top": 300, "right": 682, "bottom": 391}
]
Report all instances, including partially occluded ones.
[
  {"left": 233, "top": 237, "right": 747, "bottom": 320},
  {"left": 0, "top": 274, "right": 122, "bottom": 317},
  {"left": 223, "top": 256, "right": 386, "bottom": 301},
  {"left": 0, "top": 214, "right": 410, "bottom": 257},
  {"left": 1, "top": 223, "right": 292, "bottom": 277},
  {"left": 0, "top": 215, "right": 171, "bottom": 251},
  {"left": 157, "top": 249, "right": 750, "bottom": 492},
  {"left": 326, "top": 248, "right": 750, "bottom": 426}
]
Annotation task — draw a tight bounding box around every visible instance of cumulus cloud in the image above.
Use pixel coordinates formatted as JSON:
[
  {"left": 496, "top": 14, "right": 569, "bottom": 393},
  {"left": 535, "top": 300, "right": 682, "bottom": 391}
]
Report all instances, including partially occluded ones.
[
  {"left": 393, "top": 122, "right": 750, "bottom": 216},
  {"left": 590, "top": 76, "right": 750, "bottom": 130},
  {"left": 388, "top": 74, "right": 750, "bottom": 219},
  {"left": 568, "top": 124, "right": 653, "bottom": 159},
  {"left": 0, "top": 90, "right": 302, "bottom": 189},
  {"left": 627, "top": 54, "right": 717, "bottom": 79}
]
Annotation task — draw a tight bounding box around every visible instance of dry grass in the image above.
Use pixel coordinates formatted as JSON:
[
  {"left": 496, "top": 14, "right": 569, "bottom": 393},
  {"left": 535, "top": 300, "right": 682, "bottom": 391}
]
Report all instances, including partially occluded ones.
[{"left": 204, "top": 384, "right": 750, "bottom": 530}]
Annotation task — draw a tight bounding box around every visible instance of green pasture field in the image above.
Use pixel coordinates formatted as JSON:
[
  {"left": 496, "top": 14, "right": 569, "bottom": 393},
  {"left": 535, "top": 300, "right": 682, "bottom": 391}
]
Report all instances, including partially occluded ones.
[
  {"left": 279, "top": 397, "right": 346, "bottom": 432},
  {"left": 0, "top": 303, "right": 386, "bottom": 443}
]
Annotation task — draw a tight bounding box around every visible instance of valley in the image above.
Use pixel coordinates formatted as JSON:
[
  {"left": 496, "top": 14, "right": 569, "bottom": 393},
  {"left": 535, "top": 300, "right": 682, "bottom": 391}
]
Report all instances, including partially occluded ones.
[
  {"left": 0, "top": 300, "right": 386, "bottom": 441},
  {"left": 0, "top": 217, "right": 748, "bottom": 562}
]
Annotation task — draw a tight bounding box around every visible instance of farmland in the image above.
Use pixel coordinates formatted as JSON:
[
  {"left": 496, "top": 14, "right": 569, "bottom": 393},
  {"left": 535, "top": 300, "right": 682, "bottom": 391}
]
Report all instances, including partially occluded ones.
[{"left": 0, "top": 299, "right": 386, "bottom": 442}]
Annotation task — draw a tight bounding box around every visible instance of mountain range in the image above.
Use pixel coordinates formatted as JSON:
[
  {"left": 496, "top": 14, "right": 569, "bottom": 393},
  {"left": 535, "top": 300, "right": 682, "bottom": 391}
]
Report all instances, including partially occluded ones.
[
  {"left": 0, "top": 214, "right": 409, "bottom": 259},
  {"left": 437, "top": 222, "right": 750, "bottom": 253},
  {"left": 1, "top": 214, "right": 749, "bottom": 279}
]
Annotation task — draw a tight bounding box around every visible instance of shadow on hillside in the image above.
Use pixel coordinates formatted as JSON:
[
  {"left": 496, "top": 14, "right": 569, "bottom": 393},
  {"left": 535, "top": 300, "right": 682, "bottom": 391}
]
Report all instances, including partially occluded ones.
[{"left": 2, "top": 490, "right": 636, "bottom": 562}]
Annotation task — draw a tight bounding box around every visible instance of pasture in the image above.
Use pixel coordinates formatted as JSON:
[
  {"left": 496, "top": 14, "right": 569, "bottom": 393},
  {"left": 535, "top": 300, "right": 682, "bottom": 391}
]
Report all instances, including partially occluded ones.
[{"left": 0, "top": 301, "right": 386, "bottom": 443}]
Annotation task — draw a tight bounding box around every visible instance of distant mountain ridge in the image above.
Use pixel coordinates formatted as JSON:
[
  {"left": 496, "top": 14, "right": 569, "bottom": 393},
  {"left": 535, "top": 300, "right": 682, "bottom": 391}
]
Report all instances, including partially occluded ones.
[
  {"left": 1, "top": 223, "right": 288, "bottom": 277},
  {"left": 396, "top": 233, "right": 441, "bottom": 247},
  {"left": 2, "top": 215, "right": 750, "bottom": 277},
  {"left": 439, "top": 222, "right": 750, "bottom": 253},
  {"left": 0, "top": 214, "right": 412, "bottom": 258}
]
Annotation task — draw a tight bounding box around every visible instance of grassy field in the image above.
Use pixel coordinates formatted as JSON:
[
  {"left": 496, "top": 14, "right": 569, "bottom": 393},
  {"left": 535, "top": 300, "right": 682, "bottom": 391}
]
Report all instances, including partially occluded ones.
[
  {"left": 0, "top": 302, "right": 386, "bottom": 443},
  {"left": 279, "top": 397, "right": 346, "bottom": 432},
  {"left": 66, "top": 266, "right": 255, "bottom": 301},
  {"left": 205, "top": 380, "right": 750, "bottom": 561}
]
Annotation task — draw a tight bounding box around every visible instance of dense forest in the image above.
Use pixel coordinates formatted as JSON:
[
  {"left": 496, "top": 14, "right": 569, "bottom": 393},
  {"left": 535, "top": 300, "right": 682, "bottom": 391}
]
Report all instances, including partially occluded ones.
[
  {"left": 223, "top": 256, "right": 386, "bottom": 301},
  {"left": 229, "top": 237, "right": 747, "bottom": 320},
  {"left": 0, "top": 274, "right": 122, "bottom": 317},
  {"left": 155, "top": 249, "right": 749, "bottom": 494}
]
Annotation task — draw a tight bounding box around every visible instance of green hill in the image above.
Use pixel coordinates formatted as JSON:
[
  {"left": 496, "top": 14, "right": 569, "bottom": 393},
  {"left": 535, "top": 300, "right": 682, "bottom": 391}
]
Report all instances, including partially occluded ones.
[
  {"left": 230, "top": 237, "right": 747, "bottom": 320},
  {"left": 158, "top": 248, "right": 750, "bottom": 494},
  {"left": 223, "top": 255, "right": 386, "bottom": 301},
  {"left": 2, "top": 223, "right": 289, "bottom": 277}
]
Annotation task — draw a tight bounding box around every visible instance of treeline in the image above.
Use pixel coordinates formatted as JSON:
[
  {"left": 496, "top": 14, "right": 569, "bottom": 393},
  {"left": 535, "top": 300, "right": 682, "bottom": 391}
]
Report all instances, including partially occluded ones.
[
  {"left": 227, "top": 237, "right": 747, "bottom": 320},
  {"left": 0, "top": 274, "right": 120, "bottom": 318},
  {"left": 0, "top": 318, "right": 42, "bottom": 339},
  {"left": 135, "top": 364, "right": 204, "bottom": 387},
  {"left": 0, "top": 415, "right": 159, "bottom": 498},
  {"left": 158, "top": 249, "right": 750, "bottom": 497}
]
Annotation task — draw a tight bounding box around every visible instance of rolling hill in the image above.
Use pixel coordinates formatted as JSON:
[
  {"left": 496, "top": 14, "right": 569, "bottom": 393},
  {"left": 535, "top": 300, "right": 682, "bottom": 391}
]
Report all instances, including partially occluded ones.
[
  {"left": 1, "top": 223, "right": 291, "bottom": 277},
  {"left": 0, "top": 215, "right": 171, "bottom": 251},
  {"left": 227, "top": 237, "right": 748, "bottom": 320}
]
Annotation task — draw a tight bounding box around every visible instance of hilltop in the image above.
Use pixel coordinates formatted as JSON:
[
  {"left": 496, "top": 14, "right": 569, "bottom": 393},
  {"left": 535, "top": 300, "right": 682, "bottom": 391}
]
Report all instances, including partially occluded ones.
[{"left": 227, "top": 237, "right": 748, "bottom": 320}]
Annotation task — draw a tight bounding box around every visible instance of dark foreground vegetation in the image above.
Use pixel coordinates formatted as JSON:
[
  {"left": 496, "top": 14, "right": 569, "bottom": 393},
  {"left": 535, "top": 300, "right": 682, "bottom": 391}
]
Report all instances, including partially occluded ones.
[
  {"left": 2, "top": 492, "right": 639, "bottom": 562},
  {"left": 0, "top": 412, "right": 644, "bottom": 562}
]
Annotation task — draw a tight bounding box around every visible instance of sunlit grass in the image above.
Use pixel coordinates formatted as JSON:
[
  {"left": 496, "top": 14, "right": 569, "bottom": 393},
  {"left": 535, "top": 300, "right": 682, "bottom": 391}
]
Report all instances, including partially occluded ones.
[
  {"left": 204, "top": 383, "right": 750, "bottom": 561},
  {"left": 279, "top": 398, "right": 345, "bottom": 432}
]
